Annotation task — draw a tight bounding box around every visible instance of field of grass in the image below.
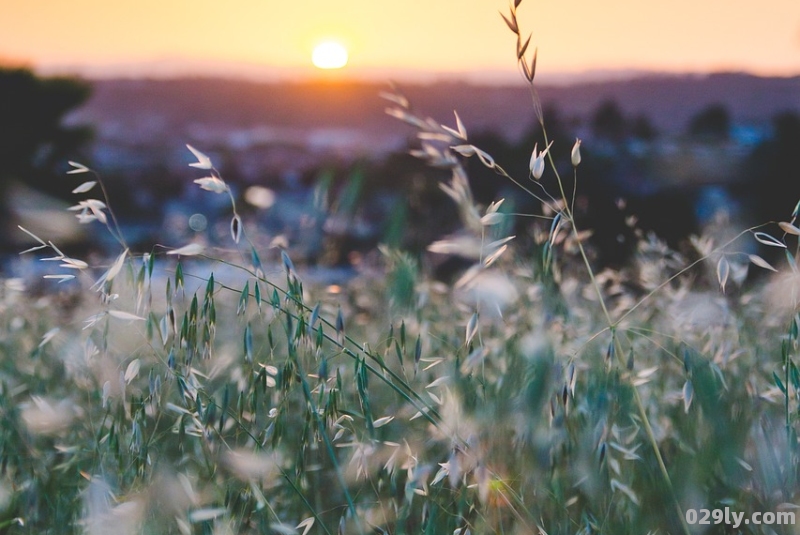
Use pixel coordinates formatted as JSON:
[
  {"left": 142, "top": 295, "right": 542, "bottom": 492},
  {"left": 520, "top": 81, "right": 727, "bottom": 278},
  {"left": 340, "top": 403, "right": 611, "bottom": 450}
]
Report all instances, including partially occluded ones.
[{"left": 2, "top": 3, "right": 800, "bottom": 534}]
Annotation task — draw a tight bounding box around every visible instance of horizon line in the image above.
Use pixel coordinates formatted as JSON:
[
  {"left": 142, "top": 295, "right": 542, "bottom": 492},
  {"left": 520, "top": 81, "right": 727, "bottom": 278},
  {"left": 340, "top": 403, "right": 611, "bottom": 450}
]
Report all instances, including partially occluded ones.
[{"left": 8, "top": 57, "right": 800, "bottom": 87}]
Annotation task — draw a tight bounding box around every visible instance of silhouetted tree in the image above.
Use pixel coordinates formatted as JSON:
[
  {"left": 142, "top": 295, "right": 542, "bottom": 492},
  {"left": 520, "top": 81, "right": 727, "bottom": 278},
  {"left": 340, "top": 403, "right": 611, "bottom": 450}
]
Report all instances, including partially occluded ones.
[
  {"left": 687, "top": 104, "right": 730, "bottom": 142},
  {"left": 0, "top": 67, "right": 92, "bottom": 197}
]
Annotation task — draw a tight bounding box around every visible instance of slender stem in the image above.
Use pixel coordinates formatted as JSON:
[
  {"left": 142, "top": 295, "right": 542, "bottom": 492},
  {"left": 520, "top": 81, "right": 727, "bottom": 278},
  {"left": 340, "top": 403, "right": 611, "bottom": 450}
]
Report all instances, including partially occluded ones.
[
  {"left": 281, "top": 470, "right": 335, "bottom": 535},
  {"left": 615, "top": 226, "right": 764, "bottom": 326},
  {"left": 530, "top": 80, "right": 691, "bottom": 533},
  {"left": 491, "top": 163, "right": 560, "bottom": 215},
  {"left": 571, "top": 224, "right": 613, "bottom": 325},
  {"left": 91, "top": 170, "right": 129, "bottom": 251},
  {"left": 293, "top": 352, "right": 365, "bottom": 535},
  {"left": 615, "top": 338, "right": 691, "bottom": 534},
  {"left": 539, "top": 124, "right": 614, "bottom": 326},
  {"left": 785, "top": 334, "right": 793, "bottom": 492},
  {"left": 196, "top": 266, "right": 443, "bottom": 426}
]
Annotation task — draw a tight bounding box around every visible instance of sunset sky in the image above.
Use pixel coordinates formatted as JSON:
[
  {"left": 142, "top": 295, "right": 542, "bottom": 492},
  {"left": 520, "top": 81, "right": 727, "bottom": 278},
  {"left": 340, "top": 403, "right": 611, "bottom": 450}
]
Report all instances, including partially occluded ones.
[{"left": 2, "top": 0, "right": 799, "bottom": 83}]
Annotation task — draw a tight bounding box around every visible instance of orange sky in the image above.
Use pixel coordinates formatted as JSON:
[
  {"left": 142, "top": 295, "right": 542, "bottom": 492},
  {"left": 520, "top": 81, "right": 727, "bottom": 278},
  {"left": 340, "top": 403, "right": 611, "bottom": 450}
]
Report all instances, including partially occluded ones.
[{"left": 1, "top": 0, "right": 799, "bottom": 82}]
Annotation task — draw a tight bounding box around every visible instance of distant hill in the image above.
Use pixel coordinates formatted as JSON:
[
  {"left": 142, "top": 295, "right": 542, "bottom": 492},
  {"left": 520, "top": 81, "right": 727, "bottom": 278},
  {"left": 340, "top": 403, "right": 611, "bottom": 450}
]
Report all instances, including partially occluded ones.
[
  {"left": 70, "top": 73, "right": 800, "bottom": 152},
  {"left": 42, "top": 73, "right": 800, "bottom": 263}
]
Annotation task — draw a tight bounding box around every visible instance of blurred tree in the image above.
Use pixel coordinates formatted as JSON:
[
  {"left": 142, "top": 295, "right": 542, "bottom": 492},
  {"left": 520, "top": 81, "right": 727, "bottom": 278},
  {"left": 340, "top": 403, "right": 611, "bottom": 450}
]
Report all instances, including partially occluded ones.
[
  {"left": 629, "top": 114, "right": 658, "bottom": 141},
  {"left": 0, "top": 67, "right": 92, "bottom": 196},
  {"left": 687, "top": 104, "right": 730, "bottom": 142},
  {"left": 744, "top": 111, "right": 800, "bottom": 222},
  {"left": 591, "top": 99, "right": 626, "bottom": 142},
  {"left": 364, "top": 150, "right": 456, "bottom": 254}
]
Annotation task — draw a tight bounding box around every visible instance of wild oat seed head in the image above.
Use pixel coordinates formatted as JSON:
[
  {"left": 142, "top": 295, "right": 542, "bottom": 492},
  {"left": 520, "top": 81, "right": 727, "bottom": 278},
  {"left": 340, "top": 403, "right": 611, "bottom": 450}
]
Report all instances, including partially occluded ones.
[
  {"left": 571, "top": 138, "right": 582, "bottom": 167},
  {"left": 529, "top": 140, "right": 553, "bottom": 179},
  {"left": 186, "top": 144, "right": 213, "bottom": 169},
  {"left": 194, "top": 176, "right": 228, "bottom": 194}
]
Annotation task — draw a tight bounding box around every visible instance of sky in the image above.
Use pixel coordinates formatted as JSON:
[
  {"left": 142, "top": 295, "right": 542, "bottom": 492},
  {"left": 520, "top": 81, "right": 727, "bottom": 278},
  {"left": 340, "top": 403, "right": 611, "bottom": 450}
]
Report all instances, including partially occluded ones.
[{"left": 1, "top": 0, "right": 799, "bottom": 83}]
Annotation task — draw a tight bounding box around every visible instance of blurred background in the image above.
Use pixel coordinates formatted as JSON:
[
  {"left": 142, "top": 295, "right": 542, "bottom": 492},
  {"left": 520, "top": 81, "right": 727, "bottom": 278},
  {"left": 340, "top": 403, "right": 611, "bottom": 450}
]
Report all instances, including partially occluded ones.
[{"left": 1, "top": 0, "right": 799, "bottom": 272}]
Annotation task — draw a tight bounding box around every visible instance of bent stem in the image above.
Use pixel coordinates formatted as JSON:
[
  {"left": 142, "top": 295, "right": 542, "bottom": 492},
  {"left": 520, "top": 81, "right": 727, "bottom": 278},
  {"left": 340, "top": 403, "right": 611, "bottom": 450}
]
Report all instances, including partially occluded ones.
[
  {"left": 614, "top": 226, "right": 764, "bottom": 326},
  {"left": 195, "top": 263, "right": 444, "bottom": 427},
  {"left": 534, "top": 92, "right": 690, "bottom": 534}
]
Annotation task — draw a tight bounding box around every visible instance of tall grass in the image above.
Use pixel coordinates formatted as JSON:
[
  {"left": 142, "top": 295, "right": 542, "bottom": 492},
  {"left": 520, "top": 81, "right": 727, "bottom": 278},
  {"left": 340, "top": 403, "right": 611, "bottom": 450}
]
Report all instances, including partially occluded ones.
[{"left": 2, "top": 2, "right": 799, "bottom": 533}]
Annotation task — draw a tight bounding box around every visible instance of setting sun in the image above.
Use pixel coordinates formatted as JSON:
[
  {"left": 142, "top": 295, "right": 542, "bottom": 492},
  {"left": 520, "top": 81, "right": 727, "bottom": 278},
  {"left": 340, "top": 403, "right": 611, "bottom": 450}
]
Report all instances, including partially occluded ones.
[{"left": 311, "top": 41, "right": 349, "bottom": 70}]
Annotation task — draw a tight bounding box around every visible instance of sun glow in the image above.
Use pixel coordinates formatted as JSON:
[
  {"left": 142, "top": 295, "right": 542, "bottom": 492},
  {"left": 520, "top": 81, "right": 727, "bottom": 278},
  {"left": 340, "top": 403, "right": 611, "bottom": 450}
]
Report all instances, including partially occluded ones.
[{"left": 311, "top": 41, "right": 349, "bottom": 70}]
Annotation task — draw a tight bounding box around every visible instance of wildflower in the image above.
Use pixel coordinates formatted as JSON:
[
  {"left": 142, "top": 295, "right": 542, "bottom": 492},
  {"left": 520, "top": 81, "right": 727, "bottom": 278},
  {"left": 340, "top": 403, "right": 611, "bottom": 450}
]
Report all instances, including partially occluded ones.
[
  {"left": 450, "top": 144, "right": 495, "bottom": 169},
  {"left": 480, "top": 198, "right": 505, "bottom": 226},
  {"left": 441, "top": 110, "right": 468, "bottom": 141},
  {"left": 71, "top": 181, "right": 97, "bottom": 194},
  {"left": 571, "top": 138, "right": 582, "bottom": 167},
  {"left": 68, "top": 199, "right": 108, "bottom": 224},
  {"left": 528, "top": 140, "right": 553, "bottom": 179},
  {"left": 193, "top": 176, "right": 227, "bottom": 194},
  {"left": 66, "top": 160, "right": 90, "bottom": 174},
  {"left": 167, "top": 243, "right": 205, "bottom": 256},
  {"left": 186, "top": 144, "right": 213, "bottom": 169}
]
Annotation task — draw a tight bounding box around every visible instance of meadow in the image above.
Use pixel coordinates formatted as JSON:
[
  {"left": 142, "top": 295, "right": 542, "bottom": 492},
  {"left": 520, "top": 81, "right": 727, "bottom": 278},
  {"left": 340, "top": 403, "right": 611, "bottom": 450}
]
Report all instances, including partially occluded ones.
[{"left": 2, "top": 2, "right": 800, "bottom": 534}]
